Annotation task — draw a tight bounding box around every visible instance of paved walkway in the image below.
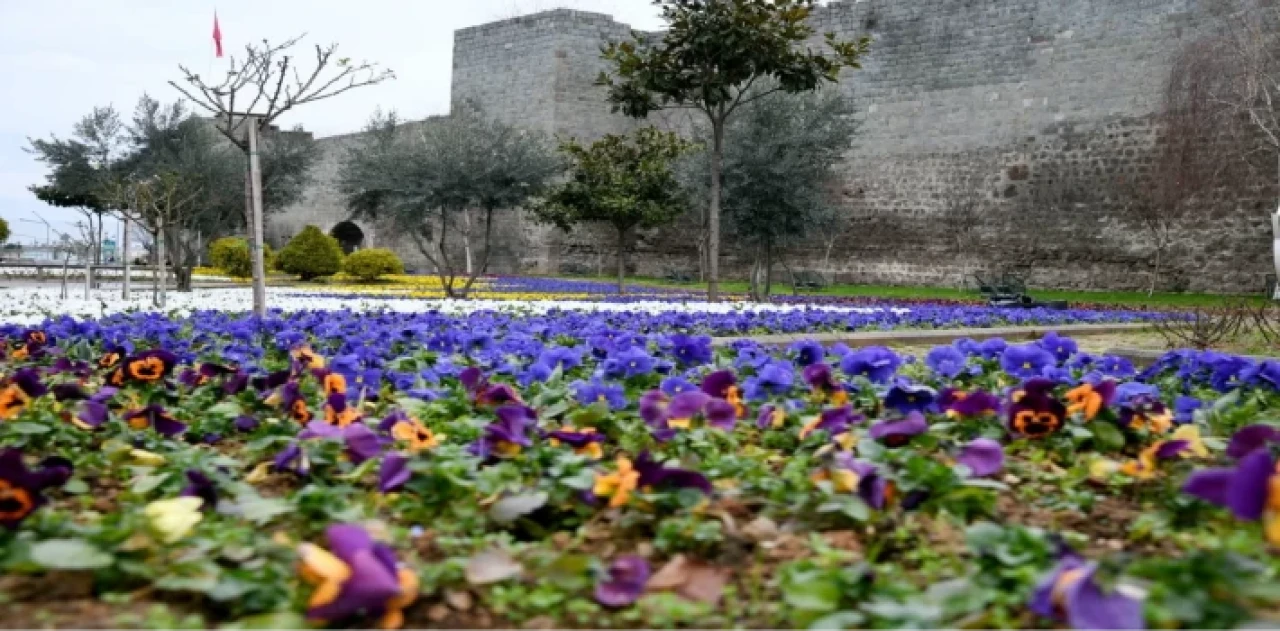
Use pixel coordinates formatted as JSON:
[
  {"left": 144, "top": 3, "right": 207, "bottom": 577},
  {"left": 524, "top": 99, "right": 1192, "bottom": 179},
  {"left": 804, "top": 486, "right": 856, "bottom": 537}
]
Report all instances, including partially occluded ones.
[{"left": 711, "top": 322, "right": 1154, "bottom": 348}]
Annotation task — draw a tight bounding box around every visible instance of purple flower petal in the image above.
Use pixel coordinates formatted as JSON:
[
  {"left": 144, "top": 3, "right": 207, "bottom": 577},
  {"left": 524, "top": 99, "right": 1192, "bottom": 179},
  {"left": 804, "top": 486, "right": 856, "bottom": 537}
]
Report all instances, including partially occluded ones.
[
  {"left": 667, "top": 391, "right": 711, "bottom": 419},
  {"left": 868, "top": 412, "right": 928, "bottom": 446},
  {"left": 594, "top": 555, "right": 650, "bottom": 608},
  {"left": 1226, "top": 449, "right": 1272, "bottom": 521},
  {"left": 957, "top": 438, "right": 1004, "bottom": 477},
  {"left": 704, "top": 399, "right": 737, "bottom": 430},
  {"left": 1063, "top": 564, "right": 1145, "bottom": 630},
  {"left": 344, "top": 424, "right": 384, "bottom": 464},
  {"left": 1226, "top": 424, "right": 1280, "bottom": 460},
  {"left": 378, "top": 454, "right": 411, "bottom": 493}
]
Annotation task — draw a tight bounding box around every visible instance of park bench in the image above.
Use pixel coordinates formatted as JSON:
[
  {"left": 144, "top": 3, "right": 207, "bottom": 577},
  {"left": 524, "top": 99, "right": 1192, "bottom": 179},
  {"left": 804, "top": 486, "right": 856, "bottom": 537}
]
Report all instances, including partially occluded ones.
[
  {"left": 790, "top": 270, "right": 829, "bottom": 292},
  {"left": 975, "top": 271, "right": 1067, "bottom": 310}
]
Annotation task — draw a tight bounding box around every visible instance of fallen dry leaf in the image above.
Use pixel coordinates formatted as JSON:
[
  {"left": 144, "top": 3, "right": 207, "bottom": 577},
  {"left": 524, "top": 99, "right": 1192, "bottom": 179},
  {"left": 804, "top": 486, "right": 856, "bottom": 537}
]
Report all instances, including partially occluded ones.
[
  {"left": 646, "top": 554, "right": 691, "bottom": 591},
  {"left": 445, "top": 588, "right": 473, "bottom": 611},
  {"left": 427, "top": 604, "right": 450, "bottom": 622},
  {"left": 645, "top": 554, "right": 732, "bottom": 604},
  {"left": 464, "top": 549, "right": 523, "bottom": 585},
  {"left": 741, "top": 516, "right": 779, "bottom": 542}
]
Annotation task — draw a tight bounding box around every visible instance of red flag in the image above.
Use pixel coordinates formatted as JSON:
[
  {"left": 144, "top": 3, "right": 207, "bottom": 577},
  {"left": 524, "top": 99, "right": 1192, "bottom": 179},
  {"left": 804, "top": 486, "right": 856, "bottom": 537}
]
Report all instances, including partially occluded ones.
[{"left": 212, "top": 12, "right": 223, "bottom": 58}]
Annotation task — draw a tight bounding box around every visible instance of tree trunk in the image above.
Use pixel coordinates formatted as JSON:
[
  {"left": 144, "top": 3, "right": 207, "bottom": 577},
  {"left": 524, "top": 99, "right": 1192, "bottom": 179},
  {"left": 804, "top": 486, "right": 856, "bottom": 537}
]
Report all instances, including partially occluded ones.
[
  {"left": 461, "top": 208, "right": 474, "bottom": 276},
  {"left": 616, "top": 225, "right": 628, "bottom": 295},
  {"left": 176, "top": 266, "right": 193, "bottom": 292},
  {"left": 437, "top": 208, "right": 457, "bottom": 299},
  {"left": 1273, "top": 150, "right": 1280, "bottom": 299},
  {"left": 60, "top": 252, "right": 70, "bottom": 299},
  {"left": 763, "top": 238, "right": 773, "bottom": 299},
  {"left": 706, "top": 117, "right": 725, "bottom": 302},
  {"left": 156, "top": 221, "right": 167, "bottom": 309},
  {"left": 122, "top": 216, "right": 131, "bottom": 299},
  {"left": 461, "top": 206, "right": 497, "bottom": 298},
  {"left": 247, "top": 120, "right": 267, "bottom": 317},
  {"left": 83, "top": 248, "right": 91, "bottom": 299}
]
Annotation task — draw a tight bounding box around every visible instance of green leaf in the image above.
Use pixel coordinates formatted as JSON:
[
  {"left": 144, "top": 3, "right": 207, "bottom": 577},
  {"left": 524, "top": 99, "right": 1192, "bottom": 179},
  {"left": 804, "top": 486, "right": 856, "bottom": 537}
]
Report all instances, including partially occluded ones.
[
  {"left": 808, "top": 610, "right": 866, "bottom": 629},
  {"left": 132, "top": 472, "right": 171, "bottom": 494},
  {"left": 490, "top": 491, "right": 548, "bottom": 524},
  {"left": 234, "top": 496, "right": 294, "bottom": 524},
  {"left": 62, "top": 478, "right": 90, "bottom": 494},
  {"left": 29, "top": 538, "right": 114, "bottom": 570},
  {"left": 960, "top": 478, "right": 1008, "bottom": 491},
  {"left": 1091, "top": 422, "right": 1126, "bottom": 452},
  {"left": 220, "top": 612, "right": 308, "bottom": 630},
  {"left": 206, "top": 401, "right": 243, "bottom": 419},
  {"left": 156, "top": 574, "right": 219, "bottom": 593},
  {"left": 783, "top": 574, "right": 841, "bottom": 612},
  {"left": 9, "top": 422, "right": 51, "bottom": 435},
  {"left": 964, "top": 522, "right": 1004, "bottom": 551}
]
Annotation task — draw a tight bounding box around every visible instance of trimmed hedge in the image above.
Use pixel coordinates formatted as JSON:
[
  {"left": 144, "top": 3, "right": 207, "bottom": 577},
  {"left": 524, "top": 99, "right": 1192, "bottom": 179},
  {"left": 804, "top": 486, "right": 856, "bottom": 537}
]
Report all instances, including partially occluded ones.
[
  {"left": 342, "top": 248, "right": 404, "bottom": 282},
  {"left": 278, "top": 226, "right": 344, "bottom": 280},
  {"left": 208, "top": 237, "right": 275, "bottom": 279}
]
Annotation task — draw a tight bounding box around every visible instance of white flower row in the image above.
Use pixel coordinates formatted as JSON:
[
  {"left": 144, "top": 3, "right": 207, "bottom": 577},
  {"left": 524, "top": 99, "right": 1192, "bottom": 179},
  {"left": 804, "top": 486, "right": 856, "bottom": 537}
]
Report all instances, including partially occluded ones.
[
  {"left": 0, "top": 266, "right": 162, "bottom": 278},
  {"left": 0, "top": 286, "right": 904, "bottom": 326}
]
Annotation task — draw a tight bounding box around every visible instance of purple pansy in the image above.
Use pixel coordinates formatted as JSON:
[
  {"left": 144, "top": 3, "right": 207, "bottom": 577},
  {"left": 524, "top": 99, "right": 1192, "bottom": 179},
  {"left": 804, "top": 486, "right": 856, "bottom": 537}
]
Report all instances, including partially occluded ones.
[
  {"left": 1030, "top": 551, "right": 1144, "bottom": 630},
  {"left": 925, "top": 345, "right": 968, "bottom": 379},
  {"left": 179, "top": 470, "right": 219, "bottom": 511},
  {"left": 595, "top": 555, "right": 650, "bottom": 608},
  {"left": 868, "top": 412, "right": 929, "bottom": 448},
  {"left": 0, "top": 448, "right": 73, "bottom": 528},
  {"left": 1182, "top": 449, "right": 1280, "bottom": 545},
  {"left": 956, "top": 438, "right": 1005, "bottom": 477},
  {"left": 883, "top": 382, "right": 937, "bottom": 414},
  {"left": 298, "top": 523, "right": 416, "bottom": 626},
  {"left": 123, "top": 405, "right": 188, "bottom": 437},
  {"left": 1001, "top": 344, "right": 1057, "bottom": 380},
  {"left": 839, "top": 346, "right": 901, "bottom": 384},
  {"left": 1225, "top": 424, "right": 1280, "bottom": 460},
  {"left": 378, "top": 454, "right": 411, "bottom": 493}
]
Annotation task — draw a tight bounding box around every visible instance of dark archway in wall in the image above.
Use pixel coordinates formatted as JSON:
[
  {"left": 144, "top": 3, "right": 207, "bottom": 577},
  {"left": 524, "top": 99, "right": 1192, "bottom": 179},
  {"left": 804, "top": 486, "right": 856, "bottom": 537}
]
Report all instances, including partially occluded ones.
[{"left": 330, "top": 221, "right": 365, "bottom": 254}]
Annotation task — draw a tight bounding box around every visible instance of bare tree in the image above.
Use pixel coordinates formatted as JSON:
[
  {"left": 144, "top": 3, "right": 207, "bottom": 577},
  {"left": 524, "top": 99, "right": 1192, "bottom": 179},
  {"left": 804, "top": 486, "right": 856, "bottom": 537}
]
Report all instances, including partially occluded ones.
[
  {"left": 169, "top": 35, "right": 393, "bottom": 315},
  {"left": 939, "top": 160, "right": 994, "bottom": 288},
  {"left": 105, "top": 173, "right": 202, "bottom": 308},
  {"left": 1194, "top": 0, "right": 1280, "bottom": 294}
]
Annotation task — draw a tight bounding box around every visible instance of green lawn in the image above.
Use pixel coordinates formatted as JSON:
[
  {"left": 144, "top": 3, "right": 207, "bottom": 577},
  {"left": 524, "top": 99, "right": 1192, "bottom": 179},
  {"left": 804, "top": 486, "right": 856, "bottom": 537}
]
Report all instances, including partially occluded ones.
[{"left": 576, "top": 275, "right": 1266, "bottom": 308}]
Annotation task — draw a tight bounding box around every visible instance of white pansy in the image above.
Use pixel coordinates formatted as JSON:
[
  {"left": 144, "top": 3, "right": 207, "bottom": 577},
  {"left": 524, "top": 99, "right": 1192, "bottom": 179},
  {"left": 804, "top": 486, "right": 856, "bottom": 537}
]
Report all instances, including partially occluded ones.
[{"left": 0, "top": 286, "right": 906, "bottom": 325}]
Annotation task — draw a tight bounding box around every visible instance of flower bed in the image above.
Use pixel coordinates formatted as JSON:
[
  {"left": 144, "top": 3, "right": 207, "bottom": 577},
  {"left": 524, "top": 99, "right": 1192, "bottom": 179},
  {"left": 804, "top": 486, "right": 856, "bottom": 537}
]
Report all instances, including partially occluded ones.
[
  {"left": 0, "top": 286, "right": 1176, "bottom": 332},
  {"left": 0, "top": 308, "right": 1275, "bottom": 629}
]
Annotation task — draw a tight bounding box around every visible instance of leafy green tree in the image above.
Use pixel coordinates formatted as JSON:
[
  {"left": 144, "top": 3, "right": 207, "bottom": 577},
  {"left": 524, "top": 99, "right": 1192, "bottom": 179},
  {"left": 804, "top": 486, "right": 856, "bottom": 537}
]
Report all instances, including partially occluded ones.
[
  {"left": 532, "top": 127, "right": 694, "bottom": 293},
  {"left": 278, "top": 225, "right": 344, "bottom": 280},
  {"left": 683, "top": 88, "right": 858, "bottom": 300},
  {"left": 339, "top": 106, "right": 560, "bottom": 298},
  {"left": 0, "top": 218, "right": 9, "bottom": 245},
  {"left": 35, "top": 96, "right": 317, "bottom": 291},
  {"left": 598, "top": 0, "right": 870, "bottom": 300},
  {"left": 27, "top": 106, "right": 124, "bottom": 266}
]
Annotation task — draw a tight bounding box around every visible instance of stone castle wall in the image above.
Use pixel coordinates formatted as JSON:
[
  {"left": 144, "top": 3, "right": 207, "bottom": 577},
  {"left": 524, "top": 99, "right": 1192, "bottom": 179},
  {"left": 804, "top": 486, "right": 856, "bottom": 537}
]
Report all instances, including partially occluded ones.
[{"left": 272, "top": 2, "right": 1274, "bottom": 292}]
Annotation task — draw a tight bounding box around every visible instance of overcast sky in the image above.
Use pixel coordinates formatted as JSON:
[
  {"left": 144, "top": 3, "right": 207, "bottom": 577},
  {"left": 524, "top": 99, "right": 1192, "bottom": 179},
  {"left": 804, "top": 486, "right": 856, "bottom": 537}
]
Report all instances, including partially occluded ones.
[{"left": 0, "top": 0, "right": 664, "bottom": 244}]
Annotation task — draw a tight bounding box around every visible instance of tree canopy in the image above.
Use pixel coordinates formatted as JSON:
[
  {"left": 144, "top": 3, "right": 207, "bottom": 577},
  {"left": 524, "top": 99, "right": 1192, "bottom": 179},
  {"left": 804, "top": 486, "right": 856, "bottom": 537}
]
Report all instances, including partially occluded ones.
[
  {"left": 683, "top": 87, "right": 858, "bottom": 299},
  {"left": 598, "top": 0, "right": 870, "bottom": 300},
  {"left": 339, "top": 106, "right": 560, "bottom": 297},
  {"left": 533, "top": 127, "right": 694, "bottom": 292},
  {"left": 29, "top": 95, "right": 318, "bottom": 291}
]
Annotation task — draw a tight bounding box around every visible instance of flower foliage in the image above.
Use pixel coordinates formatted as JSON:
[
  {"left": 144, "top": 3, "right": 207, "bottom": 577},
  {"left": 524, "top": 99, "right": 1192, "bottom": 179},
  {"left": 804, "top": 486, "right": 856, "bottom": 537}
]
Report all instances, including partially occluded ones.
[{"left": 0, "top": 308, "right": 1275, "bottom": 629}]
